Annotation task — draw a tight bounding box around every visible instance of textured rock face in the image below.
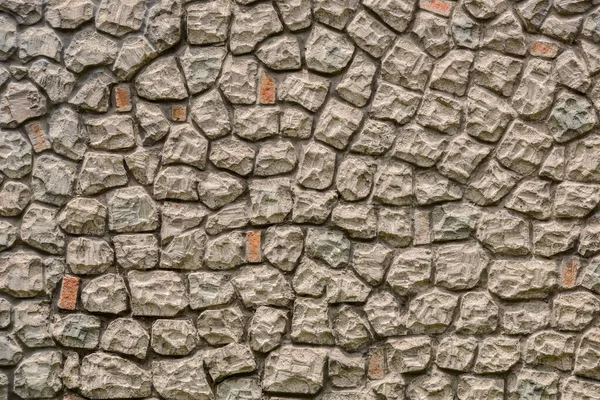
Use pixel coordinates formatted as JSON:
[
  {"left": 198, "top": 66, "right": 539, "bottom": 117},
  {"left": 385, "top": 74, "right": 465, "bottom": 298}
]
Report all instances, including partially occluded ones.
[{"left": 0, "top": 2, "right": 598, "bottom": 399}]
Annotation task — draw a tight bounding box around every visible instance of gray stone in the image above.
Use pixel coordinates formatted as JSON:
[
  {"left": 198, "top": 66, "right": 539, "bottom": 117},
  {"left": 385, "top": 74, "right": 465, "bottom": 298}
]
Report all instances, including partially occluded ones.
[
  {"left": 263, "top": 345, "right": 327, "bottom": 394},
  {"left": 566, "top": 134, "right": 600, "bottom": 183},
  {"left": 337, "top": 53, "right": 376, "bottom": 107},
  {"left": 66, "top": 237, "right": 113, "bottom": 275},
  {"left": 160, "top": 228, "right": 207, "bottom": 270},
  {"left": 430, "top": 50, "right": 474, "bottom": 96},
  {"left": 210, "top": 138, "right": 256, "bottom": 176},
  {"left": 291, "top": 296, "right": 334, "bottom": 345},
  {"left": 21, "top": 204, "right": 65, "bottom": 255},
  {"left": 297, "top": 142, "right": 336, "bottom": 190},
  {"left": 332, "top": 305, "right": 372, "bottom": 351},
  {"left": 474, "top": 336, "right": 520, "bottom": 373},
  {"left": 187, "top": 0, "right": 231, "bottom": 45},
  {"left": 292, "top": 258, "right": 330, "bottom": 297},
  {"left": 216, "top": 377, "right": 261, "bottom": 400},
  {"left": 107, "top": 187, "right": 158, "bottom": 233},
  {"left": 456, "top": 291, "right": 499, "bottom": 334},
  {"left": 46, "top": 107, "right": 85, "bottom": 161},
  {"left": 151, "top": 319, "right": 197, "bottom": 356},
  {"left": 435, "top": 242, "right": 489, "bottom": 290},
  {"left": 336, "top": 156, "right": 375, "bottom": 201},
  {"left": 14, "top": 351, "right": 62, "bottom": 399},
  {"left": 473, "top": 51, "right": 523, "bottom": 97},
  {"left": 431, "top": 203, "right": 479, "bottom": 242},
  {"left": 233, "top": 264, "right": 294, "bottom": 307},
  {"left": 255, "top": 140, "right": 297, "bottom": 177},
  {"left": 512, "top": 58, "right": 556, "bottom": 119},
  {"left": 220, "top": 56, "right": 258, "bottom": 105},
  {"left": 18, "top": 26, "right": 62, "bottom": 62},
  {"left": 554, "top": 182, "right": 600, "bottom": 218},
  {"left": 0, "top": 14, "right": 16, "bottom": 60},
  {"left": 124, "top": 149, "right": 161, "bottom": 186},
  {"left": 78, "top": 152, "right": 128, "bottom": 196},
  {"left": 0, "top": 130, "right": 31, "bottom": 179},
  {"left": 205, "top": 202, "right": 249, "bottom": 235},
  {"left": 190, "top": 89, "right": 232, "bottom": 139},
  {"left": 371, "top": 243, "right": 423, "bottom": 289},
  {"left": 292, "top": 188, "right": 337, "bottom": 224},
  {"left": 406, "top": 369, "right": 453, "bottom": 400},
  {"left": 327, "top": 269, "right": 372, "bottom": 304},
  {"left": 275, "top": 0, "right": 311, "bottom": 30},
  {"left": 53, "top": 313, "right": 101, "bottom": 349},
  {"left": 561, "top": 377, "right": 600, "bottom": 400},
  {"left": 377, "top": 207, "right": 411, "bottom": 247},
  {"left": 436, "top": 336, "right": 477, "bottom": 371},
  {"left": 364, "top": 0, "right": 416, "bottom": 32},
  {"left": 249, "top": 306, "right": 288, "bottom": 352},
  {"left": 482, "top": 11, "right": 526, "bottom": 55},
  {"left": 458, "top": 375, "right": 504, "bottom": 400},
  {"left": 64, "top": 29, "right": 118, "bottom": 73},
  {"left": 188, "top": 271, "right": 235, "bottom": 309},
  {"left": 0, "top": 221, "right": 16, "bottom": 252},
  {"left": 306, "top": 24, "right": 354, "bottom": 74},
  {"left": 533, "top": 220, "right": 580, "bottom": 257},
  {"left": 204, "top": 231, "right": 245, "bottom": 270},
  {"left": 0, "top": 252, "right": 43, "bottom": 298},
  {"left": 465, "top": 86, "right": 513, "bottom": 142},
  {"left": 502, "top": 301, "right": 550, "bottom": 335},
  {"left": 497, "top": 120, "right": 552, "bottom": 174},
  {"left": 575, "top": 327, "right": 600, "bottom": 379},
  {"left": 353, "top": 243, "right": 393, "bottom": 286},
  {"left": 230, "top": 3, "right": 282, "bottom": 54},
  {"left": 365, "top": 291, "right": 405, "bottom": 337},
  {"left": 328, "top": 349, "right": 364, "bottom": 388},
  {"left": 505, "top": 179, "right": 552, "bottom": 220},
  {"left": 525, "top": 330, "right": 575, "bottom": 370},
  {"left": 415, "top": 170, "right": 462, "bottom": 205},
  {"left": 507, "top": 369, "right": 559, "bottom": 400},
  {"left": 540, "top": 146, "right": 566, "bottom": 181},
  {"left": 371, "top": 82, "right": 421, "bottom": 125},
  {"left": 347, "top": 11, "right": 394, "bottom": 58},
  {"left": 154, "top": 166, "right": 200, "bottom": 201},
  {"left": 465, "top": 160, "right": 519, "bottom": 206},
  {"left": 233, "top": 106, "right": 279, "bottom": 141},
  {"left": 249, "top": 178, "right": 292, "bottom": 225},
  {"left": 278, "top": 70, "right": 330, "bottom": 112},
  {"left": 160, "top": 202, "right": 208, "bottom": 245},
  {"left": 488, "top": 259, "right": 558, "bottom": 299},
  {"left": 100, "top": 318, "right": 149, "bottom": 359},
  {"left": 315, "top": 98, "right": 362, "bottom": 149},
  {"left": 62, "top": 351, "right": 79, "bottom": 390},
  {"left": 476, "top": 210, "right": 530, "bottom": 256},
  {"left": 80, "top": 352, "right": 151, "bottom": 399},
  {"left": 46, "top": 0, "right": 94, "bottom": 29},
  {"left": 281, "top": 107, "right": 313, "bottom": 138},
  {"left": 263, "top": 226, "right": 303, "bottom": 272},
  {"left": 549, "top": 91, "right": 597, "bottom": 143},
  {"left": 465, "top": 0, "right": 506, "bottom": 19},
  {"left": 555, "top": 49, "right": 591, "bottom": 93},
  {"left": 95, "top": 0, "right": 145, "bottom": 37},
  {"left": 416, "top": 90, "right": 463, "bottom": 135},
  {"left": 437, "top": 135, "right": 492, "bottom": 184},
  {"left": 152, "top": 356, "right": 213, "bottom": 400},
  {"left": 392, "top": 124, "right": 448, "bottom": 168},
  {"left": 452, "top": 5, "right": 481, "bottom": 49},
  {"left": 146, "top": 0, "right": 182, "bottom": 52},
  {"left": 31, "top": 154, "right": 76, "bottom": 206},
  {"left": 112, "top": 36, "right": 157, "bottom": 80},
  {"left": 412, "top": 11, "right": 451, "bottom": 57},
  {"left": 313, "top": 0, "right": 357, "bottom": 29},
  {"left": 128, "top": 270, "right": 188, "bottom": 316},
  {"left": 135, "top": 57, "right": 188, "bottom": 101},
  {"left": 350, "top": 119, "right": 395, "bottom": 155},
  {"left": 553, "top": 291, "right": 600, "bottom": 331},
  {"left": 81, "top": 274, "right": 129, "bottom": 314},
  {"left": 85, "top": 115, "right": 136, "bottom": 151},
  {"left": 516, "top": 0, "right": 551, "bottom": 31},
  {"left": 406, "top": 290, "right": 458, "bottom": 334},
  {"left": 13, "top": 300, "right": 53, "bottom": 347},
  {"left": 69, "top": 70, "right": 114, "bottom": 113},
  {"left": 381, "top": 36, "right": 432, "bottom": 91},
  {"left": 305, "top": 228, "right": 350, "bottom": 268},
  {"left": 163, "top": 123, "right": 208, "bottom": 169},
  {"left": 179, "top": 46, "right": 226, "bottom": 95},
  {"left": 197, "top": 305, "right": 245, "bottom": 345},
  {"left": 205, "top": 343, "right": 256, "bottom": 382},
  {"left": 256, "top": 35, "right": 302, "bottom": 70},
  {"left": 0, "top": 334, "right": 22, "bottom": 365},
  {"left": 28, "top": 59, "right": 75, "bottom": 103}
]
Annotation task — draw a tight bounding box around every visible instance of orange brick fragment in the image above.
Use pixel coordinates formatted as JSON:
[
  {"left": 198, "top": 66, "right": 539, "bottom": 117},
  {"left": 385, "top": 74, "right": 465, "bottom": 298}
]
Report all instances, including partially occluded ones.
[
  {"left": 58, "top": 275, "right": 80, "bottom": 310},
  {"left": 25, "top": 120, "right": 50, "bottom": 152},
  {"left": 247, "top": 231, "right": 262, "bottom": 263},
  {"left": 419, "top": 0, "right": 453, "bottom": 17},
  {"left": 172, "top": 104, "right": 187, "bottom": 122},
  {"left": 530, "top": 41, "right": 560, "bottom": 59},
  {"left": 561, "top": 258, "right": 579, "bottom": 289},
  {"left": 260, "top": 74, "right": 276, "bottom": 105},
  {"left": 368, "top": 347, "right": 386, "bottom": 379},
  {"left": 114, "top": 84, "right": 132, "bottom": 112}
]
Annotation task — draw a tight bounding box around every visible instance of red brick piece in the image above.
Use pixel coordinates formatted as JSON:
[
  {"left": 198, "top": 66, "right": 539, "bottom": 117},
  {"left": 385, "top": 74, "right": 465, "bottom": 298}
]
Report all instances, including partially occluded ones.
[
  {"left": 247, "top": 231, "right": 262, "bottom": 263},
  {"left": 419, "top": 0, "right": 454, "bottom": 17},
  {"left": 368, "top": 347, "right": 386, "bottom": 379},
  {"left": 25, "top": 120, "right": 50, "bottom": 153},
  {"left": 260, "top": 73, "right": 276, "bottom": 105},
  {"left": 561, "top": 258, "right": 579, "bottom": 289},
  {"left": 530, "top": 41, "right": 560, "bottom": 59},
  {"left": 172, "top": 104, "right": 187, "bottom": 122},
  {"left": 114, "top": 84, "right": 132, "bottom": 112},
  {"left": 58, "top": 275, "right": 80, "bottom": 310}
]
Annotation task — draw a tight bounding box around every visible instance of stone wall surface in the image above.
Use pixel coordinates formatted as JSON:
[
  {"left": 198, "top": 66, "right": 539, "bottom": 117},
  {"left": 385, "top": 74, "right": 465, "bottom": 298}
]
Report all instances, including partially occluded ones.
[{"left": 1, "top": 0, "right": 600, "bottom": 398}]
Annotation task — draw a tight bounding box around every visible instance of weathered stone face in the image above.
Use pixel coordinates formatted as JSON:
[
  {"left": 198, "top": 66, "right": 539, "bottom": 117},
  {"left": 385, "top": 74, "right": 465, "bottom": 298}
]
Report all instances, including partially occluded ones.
[{"left": 0, "top": 2, "right": 598, "bottom": 398}]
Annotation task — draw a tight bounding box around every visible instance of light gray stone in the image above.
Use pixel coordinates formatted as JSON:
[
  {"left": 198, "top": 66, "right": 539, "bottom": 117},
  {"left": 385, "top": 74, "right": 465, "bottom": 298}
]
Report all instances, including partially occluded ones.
[
  {"left": 64, "top": 29, "right": 117, "bottom": 73},
  {"left": 78, "top": 152, "right": 128, "bottom": 196},
  {"left": 187, "top": 0, "right": 231, "bottom": 45},
  {"left": 95, "top": 0, "right": 145, "bottom": 37},
  {"left": 458, "top": 375, "right": 504, "bottom": 400},
  {"left": 46, "top": 0, "right": 94, "bottom": 29},
  {"left": 21, "top": 203, "right": 65, "bottom": 255},
  {"left": 488, "top": 259, "right": 558, "bottom": 299},
  {"left": 275, "top": 0, "right": 311, "bottom": 30},
  {"left": 81, "top": 274, "right": 129, "bottom": 314},
  {"left": 154, "top": 166, "right": 200, "bottom": 201},
  {"left": 437, "top": 135, "right": 492, "bottom": 184},
  {"left": 381, "top": 36, "right": 432, "bottom": 92},
  {"left": 435, "top": 242, "right": 489, "bottom": 290},
  {"left": 152, "top": 356, "right": 213, "bottom": 400},
  {"left": 151, "top": 319, "right": 198, "bottom": 356},
  {"left": 233, "top": 264, "right": 294, "bottom": 307},
  {"left": 256, "top": 35, "right": 302, "bottom": 70},
  {"left": 406, "top": 290, "right": 459, "bottom": 334},
  {"left": 197, "top": 305, "right": 245, "bottom": 345},
  {"left": 249, "top": 306, "right": 288, "bottom": 353},
  {"left": 346, "top": 11, "right": 394, "bottom": 58},
  {"left": 205, "top": 343, "right": 256, "bottom": 382},
  {"left": 297, "top": 142, "right": 336, "bottom": 190},
  {"left": 53, "top": 313, "right": 101, "bottom": 349},
  {"left": 14, "top": 351, "right": 62, "bottom": 399},
  {"left": 179, "top": 46, "right": 226, "bottom": 95},
  {"left": 0, "top": 130, "right": 32, "bottom": 179},
  {"left": 28, "top": 59, "right": 75, "bottom": 103},
  {"left": 85, "top": 115, "right": 136, "bottom": 151},
  {"left": 549, "top": 90, "right": 597, "bottom": 143},
  {"left": 436, "top": 336, "right": 477, "bottom": 371},
  {"left": 525, "top": 330, "right": 575, "bottom": 370},
  {"left": 278, "top": 70, "right": 330, "bottom": 112},
  {"left": 263, "top": 345, "right": 327, "bottom": 394},
  {"left": 230, "top": 3, "right": 282, "bottom": 54},
  {"left": 135, "top": 57, "right": 188, "bottom": 101},
  {"left": 100, "top": 318, "right": 149, "bottom": 359},
  {"left": 128, "top": 270, "right": 188, "bottom": 317},
  {"left": 371, "top": 82, "right": 421, "bottom": 125},
  {"left": 474, "top": 336, "right": 520, "bottom": 373},
  {"left": 291, "top": 296, "right": 334, "bottom": 345},
  {"left": 112, "top": 36, "right": 157, "bottom": 80}
]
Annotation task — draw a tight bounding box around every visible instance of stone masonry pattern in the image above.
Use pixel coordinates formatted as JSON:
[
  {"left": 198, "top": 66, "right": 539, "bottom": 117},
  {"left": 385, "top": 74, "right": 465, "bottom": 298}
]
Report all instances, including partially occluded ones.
[{"left": 4, "top": 0, "right": 600, "bottom": 399}]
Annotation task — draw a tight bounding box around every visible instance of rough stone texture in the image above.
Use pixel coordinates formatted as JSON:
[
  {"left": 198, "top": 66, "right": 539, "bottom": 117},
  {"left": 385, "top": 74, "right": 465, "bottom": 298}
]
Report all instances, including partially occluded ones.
[{"left": 0, "top": 4, "right": 596, "bottom": 399}]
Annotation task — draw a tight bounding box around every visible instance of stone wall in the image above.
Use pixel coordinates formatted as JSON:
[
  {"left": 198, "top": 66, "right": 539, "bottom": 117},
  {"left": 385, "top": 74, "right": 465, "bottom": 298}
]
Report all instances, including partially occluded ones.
[{"left": 1, "top": 0, "right": 600, "bottom": 398}]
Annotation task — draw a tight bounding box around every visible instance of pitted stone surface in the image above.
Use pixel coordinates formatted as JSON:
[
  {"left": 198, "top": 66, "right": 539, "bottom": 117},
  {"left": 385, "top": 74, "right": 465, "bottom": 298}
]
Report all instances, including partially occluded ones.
[{"left": 0, "top": 2, "right": 597, "bottom": 399}]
